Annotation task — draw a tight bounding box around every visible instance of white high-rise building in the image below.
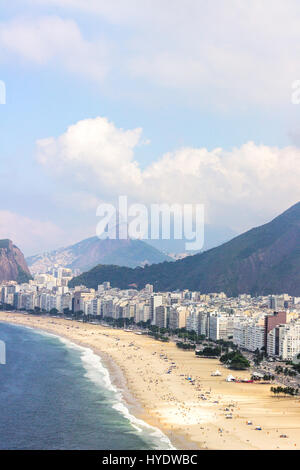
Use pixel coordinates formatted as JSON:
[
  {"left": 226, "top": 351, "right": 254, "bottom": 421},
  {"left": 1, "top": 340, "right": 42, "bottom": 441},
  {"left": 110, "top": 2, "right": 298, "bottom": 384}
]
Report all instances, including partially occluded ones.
[
  {"left": 150, "top": 295, "right": 163, "bottom": 325},
  {"left": 169, "top": 306, "right": 189, "bottom": 330},
  {"left": 233, "top": 318, "right": 264, "bottom": 352},
  {"left": 268, "top": 322, "right": 300, "bottom": 360},
  {"left": 186, "top": 311, "right": 200, "bottom": 334},
  {"left": 145, "top": 284, "right": 153, "bottom": 294},
  {"left": 209, "top": 314, "right": 234, "bottom": 341}
]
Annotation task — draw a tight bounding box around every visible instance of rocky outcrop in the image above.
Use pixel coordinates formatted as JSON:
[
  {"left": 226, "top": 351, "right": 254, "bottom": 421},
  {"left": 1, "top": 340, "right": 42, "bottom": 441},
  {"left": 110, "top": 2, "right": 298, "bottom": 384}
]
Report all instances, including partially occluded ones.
[{"left": 0, "top": 239, "right": 32, "bottom": 283}]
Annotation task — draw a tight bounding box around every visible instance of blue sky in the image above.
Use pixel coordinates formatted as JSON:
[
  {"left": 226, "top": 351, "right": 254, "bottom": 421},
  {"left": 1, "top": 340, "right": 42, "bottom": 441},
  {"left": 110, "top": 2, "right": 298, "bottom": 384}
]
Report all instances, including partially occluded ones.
[{"left": 1, "top": 1, "right": 300, "bottom": 254}]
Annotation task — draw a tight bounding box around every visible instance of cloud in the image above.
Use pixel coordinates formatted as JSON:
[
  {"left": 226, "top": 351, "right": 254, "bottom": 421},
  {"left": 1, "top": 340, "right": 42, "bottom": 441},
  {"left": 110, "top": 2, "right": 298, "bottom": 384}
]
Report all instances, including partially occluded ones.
[
  {"left": 0, "top": 16, "right": 108, "bottom": 81},
  {"left": 21, "top": 1, "right": 300, "bottom": 109},
  {"left": 0, "top": 210, "right": 67, "bottom": 255},
  {"left": 36, "top": 116, "right": 300, "bottom": 232},
  {"left": 37, "top": 117, "right": 143, "bottom": 195}
]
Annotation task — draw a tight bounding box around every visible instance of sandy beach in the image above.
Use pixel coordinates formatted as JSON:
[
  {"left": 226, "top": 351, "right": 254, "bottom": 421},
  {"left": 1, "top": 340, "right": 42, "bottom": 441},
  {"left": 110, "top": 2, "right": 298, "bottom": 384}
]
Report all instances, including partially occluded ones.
[{"left": 1, "top": 312, "right": 300, "bottom": 450}]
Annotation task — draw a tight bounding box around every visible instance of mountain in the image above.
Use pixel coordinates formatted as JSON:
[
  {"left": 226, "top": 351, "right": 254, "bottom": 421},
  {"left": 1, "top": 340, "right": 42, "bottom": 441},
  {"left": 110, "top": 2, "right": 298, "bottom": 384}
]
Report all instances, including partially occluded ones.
[
  {"left": 147, "top": 224, "right": 237, "bottom": 255},
  {"left": 0, "top": 239, "right": 32, "bottom": 283},
  {"left": 69, "top": 202, "right": 300, "bottom": 296},
  {"left": 26, "top": 237, "right": 172, "bottom": 274}
]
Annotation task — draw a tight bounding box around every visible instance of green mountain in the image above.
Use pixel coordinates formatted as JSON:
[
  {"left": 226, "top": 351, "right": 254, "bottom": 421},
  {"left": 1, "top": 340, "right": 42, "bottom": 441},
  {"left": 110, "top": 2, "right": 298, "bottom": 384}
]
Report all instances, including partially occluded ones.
[
  {"left": 69, "top": 202, "right": 300, "bottom": 296},
  {"left": 27, "top": 237, "right": 172, "bottom": 274}
]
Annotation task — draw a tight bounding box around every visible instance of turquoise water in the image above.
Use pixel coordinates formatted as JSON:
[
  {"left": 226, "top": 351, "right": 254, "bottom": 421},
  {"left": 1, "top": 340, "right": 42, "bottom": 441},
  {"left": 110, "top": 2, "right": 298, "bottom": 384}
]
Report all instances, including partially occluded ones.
[{"left": 0, "top": 322, "right": 174, "bottom": 450}]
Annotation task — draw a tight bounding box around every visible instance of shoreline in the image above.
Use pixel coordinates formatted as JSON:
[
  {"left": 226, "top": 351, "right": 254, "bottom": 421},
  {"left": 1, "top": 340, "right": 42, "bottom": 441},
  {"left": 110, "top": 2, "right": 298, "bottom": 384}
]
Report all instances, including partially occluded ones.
[
  {"left": 0, "top": 314, "right": 191, "bottom": 450},
  {"left": 1, "top": 312, "right": 300, "bottom": 450},
  {"left": 58, "top": 333, "right": 182, "bottom": 450}
]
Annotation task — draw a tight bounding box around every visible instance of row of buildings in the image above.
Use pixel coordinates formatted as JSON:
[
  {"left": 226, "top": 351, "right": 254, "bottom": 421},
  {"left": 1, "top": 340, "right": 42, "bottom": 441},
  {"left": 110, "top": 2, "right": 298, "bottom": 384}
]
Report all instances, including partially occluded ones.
[{"left": 1, "top": 273, "right": 300, "bottom": 361}]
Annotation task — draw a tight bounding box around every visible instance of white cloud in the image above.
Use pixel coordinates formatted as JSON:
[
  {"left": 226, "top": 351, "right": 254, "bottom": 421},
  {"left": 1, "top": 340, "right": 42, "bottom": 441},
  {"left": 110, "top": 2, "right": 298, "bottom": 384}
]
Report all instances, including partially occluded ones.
[
  {"left": 21, "top": 1, "right": 300, "bottom": 108},
  {"left": 0, "top": 210, "right": 67, "bottom": 255},
  {"left": 37, "top": 117, "right": 143, "bottom": 195},
  {"left": 36, "top": 116, "right": 300, "bottom": 232},
  {"left": 143, "top": 143, "right": 300, "bottom": 230},
  {"left": 0, "top": 16, "right": 108, "bottom": 81}
]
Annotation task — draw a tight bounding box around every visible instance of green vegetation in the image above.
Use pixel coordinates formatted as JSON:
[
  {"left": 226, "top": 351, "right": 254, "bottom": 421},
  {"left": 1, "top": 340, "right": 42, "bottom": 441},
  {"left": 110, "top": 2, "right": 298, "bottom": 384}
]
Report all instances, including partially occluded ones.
[
  {"left": 148, "top": 330, "right": 169, "bottom": 342},
  {"left": 63, "top": 308, "right": 72, "bottom": 316},
  {"left": 28, "top": 237, "right": 172, "bottom": 274},
  {"left": 136, "top": 320, "right": 152, "bottom": 329},
  {"left": 17, "top": 265, "right": 32, "bottom": 284},
  {"left": 215, "top": 339, "right": 237, "bottom": 350},
  {"left": 173, "top": 328, "right": 204, "bottom": 342},
  {"left": 271, "top": 386, "right": 299, "bottom": 396},
  {"left": 68, "top": 202, "right": 300, "bottom": 296},
  {"left": 176, "top": 342, "right": 196, "bottom": 350},
  {"left": 253, "top": 347, "right": 265, "bottom": 366},
  {"left": 220, "top": 350, "right": 250, "bottom": 370},
  {"left": 195, "top": 346, "right": 221, "bottom": 357},
  {"left": 0, "top": 302, "right": 14, "bottom": 311},
  {"left": 292, "top": 363, "right": 300, "bottom": 374},
  {"left": 259, "top": 374, "right": 275, "bottom": 381},
  {"left": 49, "top": 308, "right": 59, "bottom": 316},
  {"left": 275, "top": 365, "right": 297, "bottom": 377},
  {"left": 265, "top": 374, "right": 275, "bottom": 381}
]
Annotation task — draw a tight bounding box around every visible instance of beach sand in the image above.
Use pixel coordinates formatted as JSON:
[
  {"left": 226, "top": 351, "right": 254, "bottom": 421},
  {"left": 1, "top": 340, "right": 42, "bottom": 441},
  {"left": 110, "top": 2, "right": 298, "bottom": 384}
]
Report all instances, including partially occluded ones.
[{"left": 1, "top": 311, "right": 300, "bottom": 450}]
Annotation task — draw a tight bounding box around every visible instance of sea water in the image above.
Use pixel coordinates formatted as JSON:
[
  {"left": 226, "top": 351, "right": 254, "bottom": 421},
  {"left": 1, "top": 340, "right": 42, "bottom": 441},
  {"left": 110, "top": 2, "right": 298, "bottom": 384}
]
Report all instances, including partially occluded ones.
[{"left": 0, "top": 322, "right": 174, "bottom": 450}]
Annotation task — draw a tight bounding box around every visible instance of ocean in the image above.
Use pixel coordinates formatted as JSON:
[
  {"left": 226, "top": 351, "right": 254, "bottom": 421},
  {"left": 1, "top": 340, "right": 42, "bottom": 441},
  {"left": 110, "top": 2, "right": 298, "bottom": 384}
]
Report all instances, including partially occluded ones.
[{"left": 0, "top": 322, "right": 174, "bottom": 450}]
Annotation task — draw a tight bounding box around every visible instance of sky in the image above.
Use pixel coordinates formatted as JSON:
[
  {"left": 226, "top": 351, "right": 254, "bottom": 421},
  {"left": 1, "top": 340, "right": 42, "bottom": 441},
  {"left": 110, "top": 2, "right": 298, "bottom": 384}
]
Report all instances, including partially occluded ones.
[{"left": 1, "top": 0, "right": 300, "bottom": 255}]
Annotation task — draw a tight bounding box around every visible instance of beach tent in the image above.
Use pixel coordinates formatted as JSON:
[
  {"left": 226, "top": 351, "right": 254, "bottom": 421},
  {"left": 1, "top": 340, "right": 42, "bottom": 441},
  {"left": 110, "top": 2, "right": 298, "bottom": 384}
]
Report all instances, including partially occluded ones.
[
  {"left": 226, "top": 374, "right": 235, "bottom": 382},
  {"left": 211, "top": 370, "right": 222, "bottom": 376},
  {"left": 251, "top": 372, "right": 264, "bottom": 380}
]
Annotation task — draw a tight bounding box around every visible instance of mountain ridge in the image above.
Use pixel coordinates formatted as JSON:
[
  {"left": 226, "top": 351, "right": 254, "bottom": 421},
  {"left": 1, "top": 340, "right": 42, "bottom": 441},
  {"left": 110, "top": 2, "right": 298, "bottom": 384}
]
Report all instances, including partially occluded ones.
[
  {"left": 69, "top": 202, "right": 300, "bottom": 296},
  {"left": 27, "top": 236, "right": 173, "bottom": 274}
]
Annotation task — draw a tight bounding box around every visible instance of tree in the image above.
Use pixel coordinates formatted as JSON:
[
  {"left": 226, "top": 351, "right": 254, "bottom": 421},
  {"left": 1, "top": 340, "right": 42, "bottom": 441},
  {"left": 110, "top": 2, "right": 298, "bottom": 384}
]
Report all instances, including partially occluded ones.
[
  {"left": 49, "top": 308, "right": 58, "bottom": 316},
  {"left": 74, "top": 310, "right": 84, "bottom": 320},
  {"left": 220, "top": 350, "right": 250, "bottom": 370},
  {"left": 271, "top": 386, "right": 298, "bottom": 397},
  {"left": 176, "top": 342, "right": 196, "bottom": 350},
  {"left": 196, "top": 346, "right": 221, "bottom": 357}
]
